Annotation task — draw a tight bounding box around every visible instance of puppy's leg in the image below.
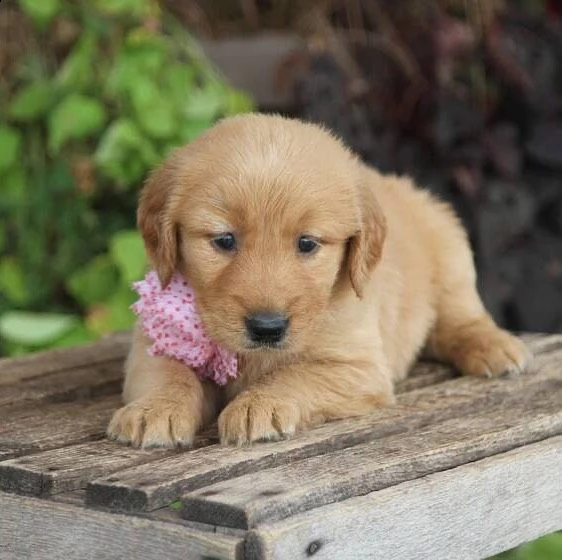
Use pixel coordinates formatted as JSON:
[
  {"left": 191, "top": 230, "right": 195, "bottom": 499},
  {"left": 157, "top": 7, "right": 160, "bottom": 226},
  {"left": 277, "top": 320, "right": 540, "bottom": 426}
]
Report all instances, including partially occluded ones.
[
  {"left": 218, "top": 361, "right": 393, "bottom": 445},
  {"left": 107, "top": 326, "right": 219, "bottom": 448},
  {"left": 426, "top": 238, "right": 531, "bottom": 378}
]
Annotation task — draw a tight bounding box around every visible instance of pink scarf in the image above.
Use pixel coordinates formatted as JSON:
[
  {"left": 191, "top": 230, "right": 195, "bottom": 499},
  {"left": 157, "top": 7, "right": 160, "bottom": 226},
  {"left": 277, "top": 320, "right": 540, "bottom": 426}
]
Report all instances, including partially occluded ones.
[{"left": 131, "top": 271, "right": 238, "bottom": 386}]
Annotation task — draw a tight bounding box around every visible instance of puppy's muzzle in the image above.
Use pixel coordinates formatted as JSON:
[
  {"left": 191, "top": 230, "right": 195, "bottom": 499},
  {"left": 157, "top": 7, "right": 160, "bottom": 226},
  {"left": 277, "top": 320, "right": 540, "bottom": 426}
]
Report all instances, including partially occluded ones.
[{"left": 245, "top": 312, "right": 289, "bottom": 345}]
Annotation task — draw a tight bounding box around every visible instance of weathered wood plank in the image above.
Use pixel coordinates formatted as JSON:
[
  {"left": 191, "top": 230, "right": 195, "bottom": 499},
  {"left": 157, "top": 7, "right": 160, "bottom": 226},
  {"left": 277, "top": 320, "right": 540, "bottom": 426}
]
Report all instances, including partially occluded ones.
[
  {"left": 0, "top": 359, "right": 123, "bottom": 408},
  {"left": 0, "top": 331, "right": 130, "bottom": 385},
  {"left": 50, "top": 488, "right": 249, "bottom": 540},
  {"left": 86, "top": 336, "right": 559, "bottom": 513},
  {"left": 0, "top": 394, "right": 120, "bottom": 460},
  {"left": 0, "top": 441, "right": 172, "bottom": 496},
  {"left": 245, "top": 436, "right": 562, "bottom": 560},
  {"left": 180, "top": 381, "right": 562, "bottom": 528},
  {"left": 0, "top": 491, "right": 243, "bottom": 560},
  {"left": 0, "top": 428, "right": 219, "bottom": 497},
  {"left": 0, "top": 368, "right": 453, "bottom": 499},
  {"left": 395, "top": 360, "right": 455, "bottom": 393}
]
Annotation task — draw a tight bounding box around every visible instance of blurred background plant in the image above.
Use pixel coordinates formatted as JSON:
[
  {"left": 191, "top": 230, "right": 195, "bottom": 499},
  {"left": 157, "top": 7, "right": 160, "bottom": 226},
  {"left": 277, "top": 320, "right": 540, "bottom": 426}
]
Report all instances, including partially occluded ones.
[
  {"left": 0, "top": 0, "right": 252, "bottom": 356},
  {"left": 1, "top": 0, "right": 560, "bottom": 556}
]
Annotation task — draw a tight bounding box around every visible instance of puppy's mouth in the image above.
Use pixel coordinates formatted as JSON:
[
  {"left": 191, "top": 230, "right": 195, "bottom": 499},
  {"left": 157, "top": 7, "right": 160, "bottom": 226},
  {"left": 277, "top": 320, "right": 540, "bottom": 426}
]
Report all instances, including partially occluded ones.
[{"left": 243, "top": 339, "right": 288, "bottom": 352}]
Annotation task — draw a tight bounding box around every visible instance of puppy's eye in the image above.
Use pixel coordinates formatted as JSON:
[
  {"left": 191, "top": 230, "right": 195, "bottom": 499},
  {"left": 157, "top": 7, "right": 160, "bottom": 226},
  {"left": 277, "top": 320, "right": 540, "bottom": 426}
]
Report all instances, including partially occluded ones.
[
  {"left": 212, "top": 233, "right": 237, "bottom": 252},
  {"left": 297, "top": 236, "right": 320, "bottom": 255}
]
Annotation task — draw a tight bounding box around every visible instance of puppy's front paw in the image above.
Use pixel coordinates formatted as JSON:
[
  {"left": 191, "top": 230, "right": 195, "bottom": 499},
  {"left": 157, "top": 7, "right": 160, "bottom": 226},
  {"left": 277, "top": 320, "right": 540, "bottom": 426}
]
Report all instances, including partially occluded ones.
[
  {"left": 107, "top": 393, "right": 200, "bottom": 448},
  {"left": 451, "top": 324, "right": 532, "bottom": 378},
  {"left": 218, "top": 392, "right": 301, "bottom": 445}
]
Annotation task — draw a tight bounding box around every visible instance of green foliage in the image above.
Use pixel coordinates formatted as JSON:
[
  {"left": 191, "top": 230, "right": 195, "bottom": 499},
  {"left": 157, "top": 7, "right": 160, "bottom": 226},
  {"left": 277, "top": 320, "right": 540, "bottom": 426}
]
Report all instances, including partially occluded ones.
[
  {"left": 0, "top": 125, "right": 22, "bottom": 172},
  {"left": 0, "top": 0, "right": 253, "bottom": 356},
  {"left": 0, "top": 312, "right": 79, "bottom": 347},
  {"left": 493, "top": 533, "right": 562, "bottom": 560},
  {"left": 167, "top": 499, "right": 183, "bottom": 511},
  {"left": 49, "top": 94, "right": 107, "bottom": 153},
  {"left": 18, "top": 0, "right": 61, "bottom": 27}
]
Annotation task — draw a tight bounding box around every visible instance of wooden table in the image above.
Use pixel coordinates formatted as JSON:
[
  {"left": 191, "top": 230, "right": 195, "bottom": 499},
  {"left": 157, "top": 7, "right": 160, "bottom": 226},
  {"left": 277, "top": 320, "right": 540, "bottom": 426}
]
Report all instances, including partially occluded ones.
[{"left": 1, "top": 332, "right": 561, "bottom": 560}]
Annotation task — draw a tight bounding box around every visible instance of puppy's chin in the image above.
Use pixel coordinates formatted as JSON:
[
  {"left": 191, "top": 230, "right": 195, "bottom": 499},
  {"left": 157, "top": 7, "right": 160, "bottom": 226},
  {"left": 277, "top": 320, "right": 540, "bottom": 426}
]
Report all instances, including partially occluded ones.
[{"left": 243, "top": 340, "right": 289, "bottom": 353}]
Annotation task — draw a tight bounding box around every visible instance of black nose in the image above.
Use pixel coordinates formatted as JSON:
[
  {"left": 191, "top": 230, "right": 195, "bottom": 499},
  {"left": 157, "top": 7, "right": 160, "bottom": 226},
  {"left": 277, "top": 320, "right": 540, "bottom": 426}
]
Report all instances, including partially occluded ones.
[{"left": 245, "top": 312, "right": 289, "bottom": 344}]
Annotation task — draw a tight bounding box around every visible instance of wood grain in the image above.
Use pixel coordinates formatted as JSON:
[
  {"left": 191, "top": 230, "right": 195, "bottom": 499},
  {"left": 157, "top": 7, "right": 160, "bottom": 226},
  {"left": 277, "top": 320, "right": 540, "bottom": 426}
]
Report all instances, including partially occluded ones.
[
  {"left": 0, "top": 359, "right": 123, "bottom": 408},
  {"left": 395, "top": 360, "right": 456, "bottom": 393},
  {"left": 86, "top": 336, "right": 560, "bottom": 513},
  {"left": 0, "top": 394, "right": 120, "bottom": 460},
  {"left": 0, "top": 441, "right": 172, "bottom": 496},
  {"left": 0, "top": 331, "right": 129, "bottom": 385},
  {"left": 0, "top": 491, "right": 243, "bottom": 560},
  {"left": 180, "top": 382, "right": 562, "bottom": 528},
  {"left": 0, "top": 427, "right": 219, "bottom": 497},
  {"left": 245, "top": 436, "right": 562, "bottom": 560},
  {"left": 0, "top": 368, "right": 452, "bottom": 499}
]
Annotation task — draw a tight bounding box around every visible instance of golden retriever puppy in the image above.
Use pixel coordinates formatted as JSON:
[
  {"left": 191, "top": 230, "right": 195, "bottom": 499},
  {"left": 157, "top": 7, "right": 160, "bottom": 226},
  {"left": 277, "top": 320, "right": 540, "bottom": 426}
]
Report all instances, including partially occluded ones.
[{"left": 107, "top": 113, "right": 531, "bottom": 447}]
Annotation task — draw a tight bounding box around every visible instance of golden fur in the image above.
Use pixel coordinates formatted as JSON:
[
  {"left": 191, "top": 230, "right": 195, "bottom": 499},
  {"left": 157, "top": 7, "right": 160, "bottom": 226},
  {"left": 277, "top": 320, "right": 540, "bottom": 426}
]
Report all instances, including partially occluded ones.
[{"left": 107, "top": 114, "right": 531, "bottom": 447}]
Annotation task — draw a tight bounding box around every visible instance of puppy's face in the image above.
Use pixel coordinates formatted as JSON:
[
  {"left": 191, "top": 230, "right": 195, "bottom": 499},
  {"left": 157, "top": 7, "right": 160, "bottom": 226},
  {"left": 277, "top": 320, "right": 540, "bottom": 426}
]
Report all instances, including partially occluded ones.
[{"left": 138, "top": 115, "right": 386, "bottom": 354}]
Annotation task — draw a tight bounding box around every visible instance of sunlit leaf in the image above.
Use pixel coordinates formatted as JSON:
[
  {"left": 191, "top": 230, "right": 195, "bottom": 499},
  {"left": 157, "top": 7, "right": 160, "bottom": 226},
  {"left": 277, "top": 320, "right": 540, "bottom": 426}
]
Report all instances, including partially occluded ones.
[
  {"left": 109, "top": 230, "right": 147, "bottom": 283},
  {"left": 0, "top": 311, "right": 79, "bottom": 346},
  {"left": 18, "top": 0, "right": 61, "bottom": 27},
  {"left": 224, "top": 89, "right": 254, "bottom": 116},
  {"left": 48, "top": 323, "right": 96, "bottom": 349},
  {"left": 48, "top": 94, "right": 106, "bottom": 153},
  {"left": 130, "top": 80, "right": 176, "bottom": 139},
  {"left": 93, "top": 0, "right": 154, "bottom": 18},
  {"left": 177, "top": 119, "right": 213, "bottom": 144},
  {"left": 184, "top": 85, "right": 224, "bottom": 121}
]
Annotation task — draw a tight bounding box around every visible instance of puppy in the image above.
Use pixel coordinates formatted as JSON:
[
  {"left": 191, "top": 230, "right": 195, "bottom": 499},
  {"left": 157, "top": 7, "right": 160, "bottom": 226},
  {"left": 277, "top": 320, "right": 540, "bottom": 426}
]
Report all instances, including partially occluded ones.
[{"left": 107, "top": 114, "right": 531, "bottom": 447}]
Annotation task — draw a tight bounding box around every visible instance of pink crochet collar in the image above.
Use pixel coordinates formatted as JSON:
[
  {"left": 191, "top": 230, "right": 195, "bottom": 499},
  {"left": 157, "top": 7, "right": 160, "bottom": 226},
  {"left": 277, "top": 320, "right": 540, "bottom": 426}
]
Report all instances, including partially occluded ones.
[{"left": 131, "top": 271, "right": 238, "bottom": 386}]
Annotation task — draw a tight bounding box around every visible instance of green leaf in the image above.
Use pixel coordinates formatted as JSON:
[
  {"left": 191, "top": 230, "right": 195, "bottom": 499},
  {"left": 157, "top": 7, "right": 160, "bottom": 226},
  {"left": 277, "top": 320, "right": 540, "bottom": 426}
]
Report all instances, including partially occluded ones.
[
  {"left": 515, "top": 533, "right": 562, "bottom": 560},
  {"left": 48, "top": 94, "right": 106, "bottom": 153},
  {"left": 177, "top": 119, "right": 212, "bottom": 144},
  {"left": 168, "top": 500, "right": 182, "bottom": 510},
  {"left": 0, "top": 258, "right": 30, "bottom": 305},
  {"left": 130, "top": 80, "right": 176, "bottom": 139},
  {"left": 0, "top": 167, "right": 27, "bottom": 206},
  {"left": 109, "top": 230, "right": 147, "bottom": 283},
  {"left": 9, "top": 82, "right": 54, "bottom": 121},
  {"left": 0, "top": 311, "right": 79, "bottom": 346},
  {"left": 57, "top": 34, "right": 97, "bottom": 91},
  {"left": 184, "top": 85, "right": 224, "bottom": 121},
  {"left": 165, "top": 65, "right": 195, "bottom": 109},
  {"left": 0, "top": 125, "right": 22, "bottom": 173},
  {"left": 66, "top": 255, "right": 119, "bottom": 307},
  {"left": 105, "top": 34, "right": 167, "bottom": 99},
  {"left": 18, "top": 0, "right": 61, "bottom": 27},
  {"left": 224, "top": 89, "right": 254, "bottom": 116},
  {"left": 95, "top": 119, "right": 158, "bottom": 187},
  {"left": 93, "top": 0, "right": 153, "bottom": 18},
  {"left": 48, "top": 323, "right": 96, "bottom": 349}
]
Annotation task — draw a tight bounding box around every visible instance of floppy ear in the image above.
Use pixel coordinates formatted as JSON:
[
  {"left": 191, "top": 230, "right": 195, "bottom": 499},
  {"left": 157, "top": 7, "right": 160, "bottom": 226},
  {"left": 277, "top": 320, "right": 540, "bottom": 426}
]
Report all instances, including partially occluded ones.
[
  {"left": 346, "top": 180, "right": 387, "bottom": 299},
  {"left": 137, "top": 157, "right": 179, "bottom": 287}
]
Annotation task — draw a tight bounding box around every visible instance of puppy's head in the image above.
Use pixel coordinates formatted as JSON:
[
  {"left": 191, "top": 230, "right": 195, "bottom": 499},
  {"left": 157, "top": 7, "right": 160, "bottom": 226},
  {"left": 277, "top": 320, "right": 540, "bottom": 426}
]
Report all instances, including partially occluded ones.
[{"left": 138, "top": 114, "right": 386, "bottom": 353}]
